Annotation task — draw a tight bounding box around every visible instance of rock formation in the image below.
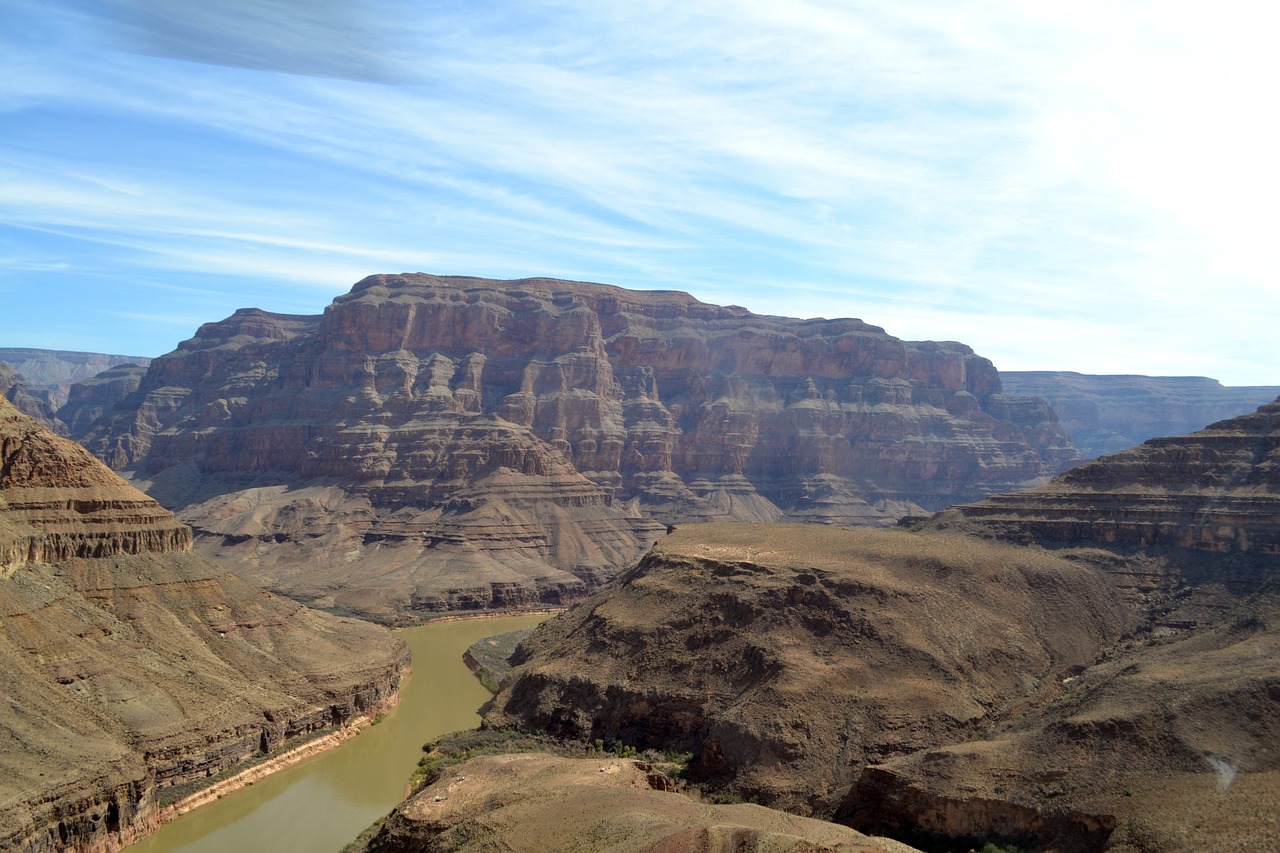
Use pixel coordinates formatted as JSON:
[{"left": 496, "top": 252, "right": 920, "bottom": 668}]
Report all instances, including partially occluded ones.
[
  {"left": 479, "top": 400, "right": 1280, "bottom": 851},
  {"left": 933, "top": 398, "right": 1280, "bottom": 580},
  {"left": 483, "top": 523, "right": 1134, "bottom": 819},
  {"left": 358, "top": 753, "right": 922, "bottom": 853},
  {"left": 81, "top": 273, "right": 1076, "bottom": 620},
  {"left": 0, "top": 347, "right": 152, "bottom": 410},
  {"left": 58, "top": 362, "right": 150, "bottom": 438},
  {"left": 1002, "top": 371, "right": 1280, "bottom": 459},
  {"left": 0, "top": 361, "right": 65, "bottom": 434},
  {"left": 0, "top": 397, "right": 408, "bottom": 852}
]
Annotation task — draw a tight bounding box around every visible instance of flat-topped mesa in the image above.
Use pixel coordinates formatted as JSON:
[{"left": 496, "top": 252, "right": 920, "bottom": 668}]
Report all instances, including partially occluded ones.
[
  {"left": 79, "top": 274, "right": 1077, "bottom": 619},
  {"left": 0, "top": 397, "right": 191, "bottom": 567},
  {"left": 936, "top": 399, "right": 1280, "bottom": 576}
]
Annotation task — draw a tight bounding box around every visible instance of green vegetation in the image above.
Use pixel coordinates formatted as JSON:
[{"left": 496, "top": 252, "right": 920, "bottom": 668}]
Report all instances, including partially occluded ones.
[{"left": 463, "top": 629, "right": 535, "bottom": 693}]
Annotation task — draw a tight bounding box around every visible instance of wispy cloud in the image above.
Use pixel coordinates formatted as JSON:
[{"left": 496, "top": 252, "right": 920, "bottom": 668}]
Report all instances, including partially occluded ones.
[{"left": 0, "top": 0, "right": 1276, "bottom": 381}]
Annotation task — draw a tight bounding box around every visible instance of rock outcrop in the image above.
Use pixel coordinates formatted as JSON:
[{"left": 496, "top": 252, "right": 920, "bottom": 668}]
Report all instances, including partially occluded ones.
[
  {"left": 0, "top": 347, "right": 152, "bottom": 410},
  {"left": 59, "top": 362, "right": 150, "bottom": 438},
  {"left": 483, "top": 523, "right": 1134, "bottom": 818},
  {"left": 0, "top": 397, "right": 408, "bottom": 852},
  {"left": 358, "top": 753, "right": 922, "bottom": 853},
  {"left": 934, "top": 398, "right": 1280, "bottom": 580},
  {"left": 481, "top": 401, "right": 1280, "bottom": 851},
  {"left": 0, "top": 361, "right": 65, "bottom": 434},
  {"left": 1002, "top": 371, "right": 1280, "bottom": 459},
  {"left": 81, "top": 274, "right": 1076, "bottom": 620}
]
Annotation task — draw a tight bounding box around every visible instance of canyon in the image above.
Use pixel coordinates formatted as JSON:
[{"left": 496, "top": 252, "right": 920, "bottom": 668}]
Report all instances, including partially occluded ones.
[
  {"left": 481, "top": 398, "right": 1280, "bottom": 851},
  {"left": 1001, "top": 371, "right": 1280, "bottom": 459},
  {"left": 77, "top": 273, "right": 1079, "bottom": 621},
  {"left": 0, "top": 396, "right": 408, "bottom": 852}
]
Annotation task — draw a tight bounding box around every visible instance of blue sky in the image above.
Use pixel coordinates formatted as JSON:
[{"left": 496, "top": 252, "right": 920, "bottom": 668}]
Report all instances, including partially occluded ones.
[{"left": 1, "top": 0, "right": 1276, "bottom": 384}]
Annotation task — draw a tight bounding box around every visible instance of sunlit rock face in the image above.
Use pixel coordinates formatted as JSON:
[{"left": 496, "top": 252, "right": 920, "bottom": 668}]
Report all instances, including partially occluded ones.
[
  {"left": 0, "top": 396, "right": 408, "bottom": 852},
  {"left": 936, "top": 398, "right": 1280, "bottom": 571},
  {"left": 81, "top": 273, "right": 1076, "bottom": 621}
]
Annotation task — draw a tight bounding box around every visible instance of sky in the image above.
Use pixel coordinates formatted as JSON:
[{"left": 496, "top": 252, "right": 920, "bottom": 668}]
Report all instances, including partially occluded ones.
[{"left": 1, "top": 0, "right": 1276, "bottom": 385}]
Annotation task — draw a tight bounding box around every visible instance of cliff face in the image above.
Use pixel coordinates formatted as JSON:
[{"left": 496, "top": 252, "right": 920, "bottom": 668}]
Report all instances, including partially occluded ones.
[
  {"left": 59, "top": 363, "right": 150, "bottom": 438},
  {"left": 0, "top": 347, "right": 152, "bottom": 410},
  {"left": 82, "top": 274, "right": 1076, "bottom": 620},
  {"left": 935, "top": 398, "right": 1280, "bottom": 578},
  {"left": 0, "top": 361, "right": 65, "bottom": 435},
  {"left": 1002, "top": 371, "right": 1280, "bottom": 459},
  {"left": 0, "top": 397, "right": 408, "bottom": 852}
]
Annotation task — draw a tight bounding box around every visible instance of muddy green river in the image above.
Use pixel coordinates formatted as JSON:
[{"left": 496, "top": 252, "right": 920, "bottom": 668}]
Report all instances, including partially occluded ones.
[{"left": 126, "top": 614, "right": 547, "bottom": 853}]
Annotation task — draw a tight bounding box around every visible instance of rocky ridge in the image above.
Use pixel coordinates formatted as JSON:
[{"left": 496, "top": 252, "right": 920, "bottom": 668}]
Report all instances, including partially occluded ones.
[
  {"left": 0, "top": 396, "right": 408, "bottom": 852},
  {"left": 482, "top": 401, "right": 1280, "bottom": 851},
  {"left": 483, "top": 523, "right": 1135, "bottom": 819},
  {"left": 1001, "top": 371, "right": 1280, "bottom": 459},
  {"left": 82, "top": 273, "right": 1076, "bottom": 620},
  {"left": 933, "top": 398, "right": 1280, "bottom": 575}
]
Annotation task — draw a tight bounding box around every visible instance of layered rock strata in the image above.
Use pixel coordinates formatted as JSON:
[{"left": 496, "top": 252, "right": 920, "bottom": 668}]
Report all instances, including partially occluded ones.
[
  {"left": 59, "top": 362, "right": 150, "bottom": 438},
  {"left": 483, "top": 523, "right": 1134, "bottom": 819},
  {"left": 0, "top": 397, "right": 408, "bottom": 852},
  {"left": 1002, "top": 371, "right": 1280, "bottom": 459},
  {"left": 81, "top": 274, "right": 1076, "bottom": 620},
  {"left": 0, "top": 347, "right": 152, "bottom": 409},
  {"left": 934, "top": 398, "right": 1280, "bottom": 579},
  {"left": 480, "top": 401, "right": 1280, "bottom": 851},
  {"left": 0, "top": 361, "right": 65, "bottom": 434}
]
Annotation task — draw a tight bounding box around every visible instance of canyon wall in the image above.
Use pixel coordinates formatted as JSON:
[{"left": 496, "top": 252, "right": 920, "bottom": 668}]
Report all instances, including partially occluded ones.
[
  {"left": 1002, "top": 371, "right": 1280, "bottom": 459},
  {"left": 0, "top": 397, "right": 408, "bottom": 852},
  {"left": 81, "top": 273, "right": 1076, "bottom": 620},
  {"left": 0, "top": 348, "right": 152, "bottom": 410}
]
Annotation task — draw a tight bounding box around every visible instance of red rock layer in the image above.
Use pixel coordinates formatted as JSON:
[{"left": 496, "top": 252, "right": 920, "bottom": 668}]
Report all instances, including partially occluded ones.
[{"left": 80, "top": 274, "right": 1078, "bottom": 617}]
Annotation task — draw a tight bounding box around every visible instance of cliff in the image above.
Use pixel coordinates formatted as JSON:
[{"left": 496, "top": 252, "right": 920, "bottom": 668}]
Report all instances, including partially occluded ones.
[
  {"left": 0, "top": 361, "right": 65, "bottom": 435},
  {"left": 81, "top": 274, "right": 1076, "bottom": 621},
  {"left": 0, "top": 348, "right": 152, "bottom": 410},
  {"left": 1001, "top": 371, "right": 1280, "bottom": 459},
  {"left": 0, "top": 397, "right": 408, "bottom": 852},
  {"left": 59, "top": 363, "right": 150, "bottom": 438},
  {"left": 933, "top": 398, "right": 1280, "bottom": 580}
]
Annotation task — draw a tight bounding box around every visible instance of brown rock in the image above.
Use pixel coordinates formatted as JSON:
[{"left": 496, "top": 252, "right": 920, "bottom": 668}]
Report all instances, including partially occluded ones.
[
  {"left": 0, "top": 397, "right": 408, "bottom": 851},
  {"left": 359, "top": 752, "right": 921, "bottom": 853},
  {"left": 482, "top": 523, "right": 1133, "bottom": 818},
  {"left": 83, "top": 274, "right": 1077, "bottom": 621},
  {"left": 933, "top": 398, "right": 1280, "bottom": 579},
  {"left": 58, "top": 362, "right": 150, "bottom": 438}
]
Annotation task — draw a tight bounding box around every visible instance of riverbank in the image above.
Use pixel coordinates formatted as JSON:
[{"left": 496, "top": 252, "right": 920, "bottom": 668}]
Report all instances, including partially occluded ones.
[{"left": 124, "top": 614, "right": 552, "bottom": 853}]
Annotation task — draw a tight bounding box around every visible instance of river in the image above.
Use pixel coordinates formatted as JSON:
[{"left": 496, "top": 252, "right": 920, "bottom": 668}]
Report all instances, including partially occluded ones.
[{"left": 126, "top": 614, "right": 548, "bottom": 853}]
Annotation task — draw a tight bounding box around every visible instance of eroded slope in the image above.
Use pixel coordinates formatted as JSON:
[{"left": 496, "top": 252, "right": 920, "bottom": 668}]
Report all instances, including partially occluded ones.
[{"left": 0, "top": 397, "right": 407, "bottom": 852}]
